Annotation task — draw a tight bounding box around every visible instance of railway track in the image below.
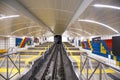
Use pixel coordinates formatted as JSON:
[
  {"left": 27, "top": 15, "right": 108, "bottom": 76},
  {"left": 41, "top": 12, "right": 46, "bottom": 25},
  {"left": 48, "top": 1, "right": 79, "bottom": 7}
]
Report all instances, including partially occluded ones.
[
  {"left": 20, "top": 44, "right": 79, "bottom": 80},
  {"left": 40, "top": 44, "right": 65, "bottom": 80}
]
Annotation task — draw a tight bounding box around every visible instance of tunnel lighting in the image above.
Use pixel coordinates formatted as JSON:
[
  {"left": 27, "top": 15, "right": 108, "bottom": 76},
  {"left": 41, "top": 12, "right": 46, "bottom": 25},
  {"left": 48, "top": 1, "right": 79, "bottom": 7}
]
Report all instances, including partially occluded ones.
[
  {"left": 0, "top": 15, "right": 20, "bottom": 20},
  {"left": 93, "top": 4, "right": 120, "bottom": 10},
  {"left": 78, "top": 19, "right": 119, "bottom": 33}
]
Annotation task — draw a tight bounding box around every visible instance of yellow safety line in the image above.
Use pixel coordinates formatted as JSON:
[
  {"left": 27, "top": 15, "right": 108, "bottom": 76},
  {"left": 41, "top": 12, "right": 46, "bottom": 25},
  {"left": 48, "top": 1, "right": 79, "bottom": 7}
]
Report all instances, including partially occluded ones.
[
  {"left": 64, "top": 43, "right": 80, "bottom": 70},
  {"left": 0, "top": 68, "right": 24, "bottom": 73},
  {"left": 18, "top": 50, "right": 46, "bottom": 52},
  {"left": 25, "top": 56, "right": 39, "bottom": 65},
  {"left": 82, "top": 69, "right": 114, "bottom": 74},
  {"left": 24, "top": 51, "right": 43, "bottom": 65},
  {"left": 63, "top": 43, "right": 69, "bottom": 50},
  {"left": 67, "top": 50, "right": 81, "bottom": 53},
  {"left": 24, "top": 50, "right": 46, "bottom": 65},
  {"left": 69, "top": 52, "right": 80, "bottom": 70}
]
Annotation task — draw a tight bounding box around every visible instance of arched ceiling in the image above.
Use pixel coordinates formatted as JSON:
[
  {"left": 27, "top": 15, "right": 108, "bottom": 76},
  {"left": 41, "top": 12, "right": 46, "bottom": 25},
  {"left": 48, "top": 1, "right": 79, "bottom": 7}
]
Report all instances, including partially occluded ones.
[
  {"left": 0, "top": 0, "right": 120, "bottom": 38},
  {"left": 66, "top": 0, "right": 120, "bottom": 37}
]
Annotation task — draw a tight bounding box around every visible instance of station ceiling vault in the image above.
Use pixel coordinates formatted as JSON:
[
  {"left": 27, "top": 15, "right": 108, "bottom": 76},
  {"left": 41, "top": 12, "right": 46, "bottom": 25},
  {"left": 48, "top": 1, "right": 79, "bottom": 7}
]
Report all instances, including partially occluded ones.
[{"left": 0, "top": 0, "right": 120, "bottom": 37}]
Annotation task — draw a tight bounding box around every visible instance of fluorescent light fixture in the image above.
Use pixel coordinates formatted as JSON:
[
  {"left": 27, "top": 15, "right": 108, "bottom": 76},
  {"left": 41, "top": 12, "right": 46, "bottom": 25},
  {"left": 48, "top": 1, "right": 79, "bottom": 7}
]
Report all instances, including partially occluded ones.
[
  {"left": 0, "top": 15, "right": 20, "bottom": 20},
  {"left": 78, "top": 19, "right": 119, "bottom": 33},
  {"left": 93, "top": 4, "right": 120, "bottom": 10}
]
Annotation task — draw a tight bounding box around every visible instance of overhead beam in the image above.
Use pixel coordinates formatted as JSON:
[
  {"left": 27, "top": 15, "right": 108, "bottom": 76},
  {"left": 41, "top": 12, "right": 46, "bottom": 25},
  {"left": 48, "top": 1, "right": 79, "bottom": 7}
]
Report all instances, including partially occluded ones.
[
  {"left": 65, "top": 0, "right": 93, "bottom": 32},
  {"left": 2, "top": 0, "right": 54, "bottom": 34}
]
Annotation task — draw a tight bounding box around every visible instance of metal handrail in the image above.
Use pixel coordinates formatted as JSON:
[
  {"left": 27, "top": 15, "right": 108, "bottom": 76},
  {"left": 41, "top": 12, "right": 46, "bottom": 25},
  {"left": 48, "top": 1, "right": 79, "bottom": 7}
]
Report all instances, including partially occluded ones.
[
  {"left": 80, "top": 52, "right": 120, "bottom": 72},
  {"left": 0, "top": 52, "right": 17, "bottom": 58},
  {"left": 80, "top": 52, "right": 120, "bottom": 80},
  {"left": 0, "top": 51, "right": 20, "bottom": 80}
]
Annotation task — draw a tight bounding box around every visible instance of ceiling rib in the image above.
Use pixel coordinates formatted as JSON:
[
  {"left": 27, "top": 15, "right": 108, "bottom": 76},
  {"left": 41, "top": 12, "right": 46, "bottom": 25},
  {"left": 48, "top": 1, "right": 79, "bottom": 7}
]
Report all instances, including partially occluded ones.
[
  {"left": 65, "top": 0, "right": 93, "bottom": 32},
  {"left": 69, "top": 28, "right": 92, "bottom": 36},
  {"left": 68, "top": 30, "right": 82, "bottom": 36},
  {"left": 11, "top": 26, "right": 40, "bottom": 35},
  {"left": 3, "top": 0, "right": 55, "bottom": 34},
  {"left": 26, "top": 30, "right": 42, "bottom": 36}
]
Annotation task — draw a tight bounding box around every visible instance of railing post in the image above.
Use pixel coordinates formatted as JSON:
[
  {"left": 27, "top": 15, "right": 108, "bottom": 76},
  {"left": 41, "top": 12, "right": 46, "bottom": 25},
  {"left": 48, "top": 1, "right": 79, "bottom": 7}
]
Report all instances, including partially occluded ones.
[
  {"left": 99, "top": 63, "right": 102, "bottom": 80},
  {"left": 80, "top": 54, "right": 82, "bottom": 80},
  {"left": 87, "top": 57, "right": 89, "bottom": 80},
  {"left": 19, "top": 52, "right": 20, "bottom": 74},
  {"left": 6, "top": 55, "right": 9, "bottom": 80}
]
